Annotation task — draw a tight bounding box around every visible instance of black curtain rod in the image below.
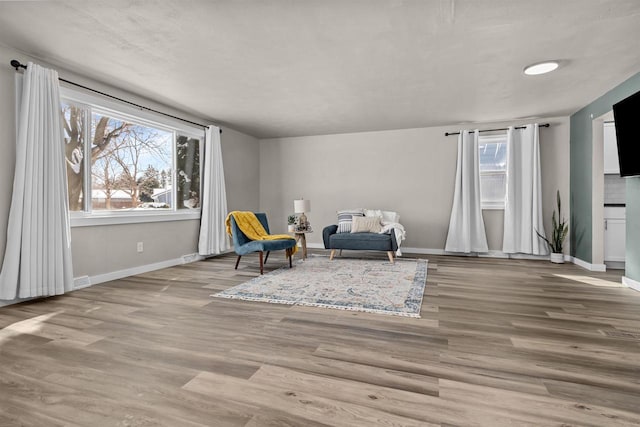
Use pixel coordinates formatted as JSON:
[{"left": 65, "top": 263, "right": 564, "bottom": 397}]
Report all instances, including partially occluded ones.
[
  {"left": 444, "top": 123, "right": 550, "bottom": 136},
  {"left": 10, "top": 59, "right": 220, "bottom": 133}
]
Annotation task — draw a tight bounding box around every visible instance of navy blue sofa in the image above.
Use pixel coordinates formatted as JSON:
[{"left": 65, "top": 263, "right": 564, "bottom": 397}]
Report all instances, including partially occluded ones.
[{"left": 322, "top": 224, "right": 398, "bottom": 263}]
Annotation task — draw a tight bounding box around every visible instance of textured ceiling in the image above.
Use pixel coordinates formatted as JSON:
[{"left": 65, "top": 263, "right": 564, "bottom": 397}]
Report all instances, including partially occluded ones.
[{"left": 0, "top": 0, "right": 639, "bottom": 138}]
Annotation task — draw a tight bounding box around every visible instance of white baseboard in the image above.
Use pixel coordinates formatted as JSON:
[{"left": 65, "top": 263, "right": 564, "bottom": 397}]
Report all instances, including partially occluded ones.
[
  {"left": 623, "top": 276, "right": 640, "bottom": 292},
  {"left": 402, "top": 247, "right": 446, "bottom": 255},
  {"left": 75, "top": 252, "right": 205, "bottom": 288},
  {"left": 1, "top": 253, "right": 211, "bottom": 308},
  {"left": 199, "top": 247, "right": 235, "bottom": 257},
  {"left": 406, "top": 248, "right": 554, "bottom": 261},
  {"left": 570, "top": 256, "right": 607, "bottom": 272},
  {"left": 73, "top": 275, "right": 91, "bottom": 290},
  {"left": 308, "top": 244, "right": 448, "bottom": 255},
  {"left": 479, "top": 250, "right": 510, "bottom": 259},
  {"left": 308, "top": 244, "right": 556, "bottom": 261}
]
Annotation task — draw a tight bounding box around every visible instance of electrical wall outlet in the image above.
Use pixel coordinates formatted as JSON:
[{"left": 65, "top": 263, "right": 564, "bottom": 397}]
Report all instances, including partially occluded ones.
[{"left": 137, "top": 242, "right": 144, "bottom": 253}]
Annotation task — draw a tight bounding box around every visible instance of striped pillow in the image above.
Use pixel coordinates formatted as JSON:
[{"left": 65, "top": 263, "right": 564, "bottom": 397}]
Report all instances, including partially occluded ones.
[{"left": 337, "top": 209, "right": 364, "bottom": 233}]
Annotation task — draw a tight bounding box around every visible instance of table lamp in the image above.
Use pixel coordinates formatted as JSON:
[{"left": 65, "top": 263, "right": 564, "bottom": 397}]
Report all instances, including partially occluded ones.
[{"left": 294, "top": 198, "right": 311, "bottom": 231}]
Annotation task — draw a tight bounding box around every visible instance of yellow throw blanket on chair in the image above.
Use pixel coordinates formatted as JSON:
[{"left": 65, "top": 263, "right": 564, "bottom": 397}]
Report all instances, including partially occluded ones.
[{"left": 226, "top": 211, "right": 297, "bottom": 255}]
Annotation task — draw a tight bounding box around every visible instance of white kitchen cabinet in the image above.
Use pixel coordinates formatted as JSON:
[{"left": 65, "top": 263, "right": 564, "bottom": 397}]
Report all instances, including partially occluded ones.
[
  {"left": 603, "top": 122, "right": 620, "bottom": 174},
  {"left": 604, "top": 207, "right": 625, "bottom": 262}
]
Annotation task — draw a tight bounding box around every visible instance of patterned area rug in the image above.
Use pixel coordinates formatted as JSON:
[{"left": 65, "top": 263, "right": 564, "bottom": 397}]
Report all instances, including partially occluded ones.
[{"left": 213, "top": 255, "right": 427, "bottom": 318}]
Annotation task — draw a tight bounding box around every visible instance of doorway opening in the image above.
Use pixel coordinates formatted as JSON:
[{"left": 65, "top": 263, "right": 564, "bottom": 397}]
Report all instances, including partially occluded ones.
[{"left": 593, "top": 112, "right": 626, "bottom": 270}]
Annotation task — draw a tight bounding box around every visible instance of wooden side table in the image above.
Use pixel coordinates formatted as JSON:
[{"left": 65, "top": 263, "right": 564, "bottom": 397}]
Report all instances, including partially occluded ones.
[{"left": 294, "top": 230, "right": 312, "bottom": 259}]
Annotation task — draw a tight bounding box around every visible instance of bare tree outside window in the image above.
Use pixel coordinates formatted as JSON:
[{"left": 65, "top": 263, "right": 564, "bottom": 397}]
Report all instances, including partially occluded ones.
[
  {"left": 62, "top": 103, "right": 131, "bottom": 210},
  {"left": 90, "top": 113, "right": 172, "bottom": 210},
  {"left": 61, "top": 99, "right": 201, "bottom": 215}
]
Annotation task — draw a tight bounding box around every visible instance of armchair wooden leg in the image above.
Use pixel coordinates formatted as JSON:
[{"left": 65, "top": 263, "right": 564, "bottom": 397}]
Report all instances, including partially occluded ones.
[
  {"left": 387, "top": 251, "right": 394, "bottom": 264},
  {"left": 235, "top": 255, "right": 242, "bottom": 270},
  {"left": 339, "top": 249, "right": 343, "bottom": 257},
  {"left": 329, "top": 249, "right": 336, "bottom": 260},
  {"left": 259, "top": 251, "right": 264, "bottom": 275},
  {"left": 264, "top": 251, "right": 270, "bottom": 264},
  {"left": 288, "top": 252, "right": 292, "bottom": 268}
]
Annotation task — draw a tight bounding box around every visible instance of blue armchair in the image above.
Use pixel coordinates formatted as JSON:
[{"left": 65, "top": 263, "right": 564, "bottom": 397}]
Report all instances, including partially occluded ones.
[{"left": 229, "top": 212, "right": 296, "bottom": 274}]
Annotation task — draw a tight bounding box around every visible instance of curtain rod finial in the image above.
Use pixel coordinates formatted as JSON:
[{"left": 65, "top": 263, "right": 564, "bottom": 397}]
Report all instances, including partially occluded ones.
[{"left": 10, "top": 60, "right": 24, "bottom": 70}]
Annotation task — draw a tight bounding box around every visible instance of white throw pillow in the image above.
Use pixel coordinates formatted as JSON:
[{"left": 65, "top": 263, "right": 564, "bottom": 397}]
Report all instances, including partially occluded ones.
[
  {"left": 364, "top": 209, "right": 383, "bottom": 219},
  {"left": 382, "top": 210, "right": 400, "bottom": 223}
]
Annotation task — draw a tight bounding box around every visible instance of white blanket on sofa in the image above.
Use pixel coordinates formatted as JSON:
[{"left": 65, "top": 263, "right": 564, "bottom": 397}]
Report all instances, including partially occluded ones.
[{"left": 379, "top": 222, "right": 406, "bottom": 256}]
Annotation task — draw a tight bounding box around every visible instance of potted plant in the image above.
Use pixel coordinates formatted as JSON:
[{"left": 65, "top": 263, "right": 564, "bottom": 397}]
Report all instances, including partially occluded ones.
[
  {"left": 537, "top": 190, "right": 569, "bottom": 263},
  {"left": 287, "top": 215, "right": 297, "bottom": 232}
]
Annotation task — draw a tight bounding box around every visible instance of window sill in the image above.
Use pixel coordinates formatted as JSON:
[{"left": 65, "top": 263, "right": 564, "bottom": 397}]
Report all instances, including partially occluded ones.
[
  {"left": 481, "top": 203, "right": 505, "bottom": 210},
  {"left": 70, "top": 210, "right": 201, "bottom": 227}
]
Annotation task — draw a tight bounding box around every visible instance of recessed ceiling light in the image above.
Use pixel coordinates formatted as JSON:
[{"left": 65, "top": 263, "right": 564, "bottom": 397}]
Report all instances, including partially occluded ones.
[{"left": 523, "top": 61, "right": 559, "bottom": 76}]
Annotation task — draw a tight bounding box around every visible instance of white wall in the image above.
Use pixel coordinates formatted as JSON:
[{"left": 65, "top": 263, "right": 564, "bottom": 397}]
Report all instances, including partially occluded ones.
[
  {"left": 0, "top": 45, "right": 259, "bottom": 303},
  {"left": 223, "top": 127, "right": 261, "bottom": 213},
  {"left": 259, "top": 118, "right": 570, "bottom": 253}
]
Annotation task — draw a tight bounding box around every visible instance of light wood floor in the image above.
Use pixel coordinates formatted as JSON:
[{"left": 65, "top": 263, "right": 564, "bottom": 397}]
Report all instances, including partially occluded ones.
[{"left": 1, "top": 250, "right": 639, "bottom": 426}]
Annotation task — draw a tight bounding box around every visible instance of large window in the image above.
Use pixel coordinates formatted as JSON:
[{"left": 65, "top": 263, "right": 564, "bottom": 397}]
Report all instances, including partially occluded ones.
[
  {"left": 61, "top": 89, "right": 203, "bottom": 225},
  {"left": 478, "top": 134, "right": 507, "bottom": 209}
]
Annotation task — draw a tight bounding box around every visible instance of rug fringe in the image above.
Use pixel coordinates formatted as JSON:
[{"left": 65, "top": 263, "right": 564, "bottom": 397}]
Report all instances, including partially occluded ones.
[{"left": 212, "top": 293, "right": 421, "bottom": 318}]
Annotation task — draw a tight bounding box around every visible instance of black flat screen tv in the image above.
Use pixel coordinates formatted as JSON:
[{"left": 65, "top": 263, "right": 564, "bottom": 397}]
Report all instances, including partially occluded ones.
[{"left": 612, "top": 89, "right": 640, "bottom": 177}]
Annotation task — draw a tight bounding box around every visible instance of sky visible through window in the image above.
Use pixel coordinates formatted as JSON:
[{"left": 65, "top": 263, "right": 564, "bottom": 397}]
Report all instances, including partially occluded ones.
[
  {"left": 478, "top": 137, "right": 507, "bottom": 207},
  {"left": 479, "top": 140, "right": 507, "bottom": 172},
  {"left": 90, "top": 112, "right": 172, "bottom": 178}
]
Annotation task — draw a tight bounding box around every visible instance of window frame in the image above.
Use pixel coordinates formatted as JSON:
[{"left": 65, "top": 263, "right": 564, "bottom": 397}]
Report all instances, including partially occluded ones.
[
  {"left": 478, "top": 133, "right": 508, "bottom": 210},
  {"left": 60, "top": 85, "right": 204, "bottom": 227}
]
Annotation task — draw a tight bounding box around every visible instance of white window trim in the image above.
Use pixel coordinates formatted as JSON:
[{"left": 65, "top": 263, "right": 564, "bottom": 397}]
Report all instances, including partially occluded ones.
[
  {"left": 479, "top": 133, "right": 508, "bottom": 210},
  {"left": 60, "top": 85, "right": 205, "bottom": 227},
  {"left": 70, "top": 210, "right": 200, "bottom": 227},
  {"left": 482, "top": 201, "right": 506, "bottom": 210}
]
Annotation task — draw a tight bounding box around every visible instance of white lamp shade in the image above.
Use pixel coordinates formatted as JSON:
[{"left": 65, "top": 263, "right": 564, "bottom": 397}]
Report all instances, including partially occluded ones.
[{"left": 294, "top": 199, "right": 311, "bottom": 213}]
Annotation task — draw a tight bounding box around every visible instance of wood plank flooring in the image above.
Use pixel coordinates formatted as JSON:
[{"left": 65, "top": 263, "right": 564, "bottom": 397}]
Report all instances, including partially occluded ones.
[{"left": 1, "top": 251, "right": 639, "bottom": 426}]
